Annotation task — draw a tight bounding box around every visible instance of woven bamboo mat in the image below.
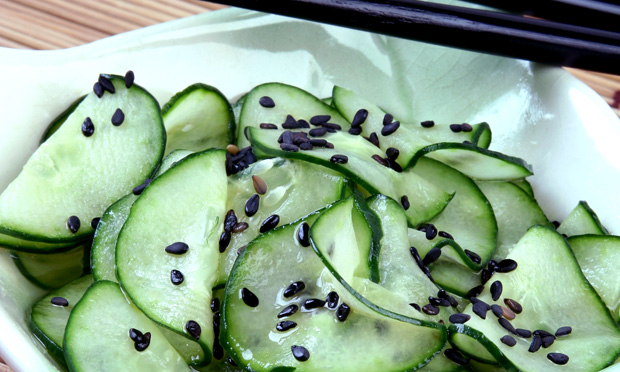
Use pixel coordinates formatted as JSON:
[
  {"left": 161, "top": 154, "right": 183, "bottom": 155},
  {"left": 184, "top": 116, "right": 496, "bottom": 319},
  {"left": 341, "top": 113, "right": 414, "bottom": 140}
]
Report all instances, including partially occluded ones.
[{"left": 0, "top": 0, "right": 618, "bottom": 370}]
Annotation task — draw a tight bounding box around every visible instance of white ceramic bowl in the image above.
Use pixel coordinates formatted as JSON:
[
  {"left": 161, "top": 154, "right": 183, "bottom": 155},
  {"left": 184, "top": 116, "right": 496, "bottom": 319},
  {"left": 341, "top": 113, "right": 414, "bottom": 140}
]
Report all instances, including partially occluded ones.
[{"left": 1, "top": 5, "right": 619, "bottom": 372}]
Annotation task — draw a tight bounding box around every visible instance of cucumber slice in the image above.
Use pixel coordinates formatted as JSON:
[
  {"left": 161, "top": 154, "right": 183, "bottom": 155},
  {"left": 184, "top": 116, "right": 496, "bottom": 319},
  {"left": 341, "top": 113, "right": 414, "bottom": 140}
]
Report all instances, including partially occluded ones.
[
  {"left": 222, "top": 217, "right": 446, "bottom": 371},
  {"left": 449, "top": 226, "right": 620, "bottom": 372},
  {"left": 247, "top": 127, "right": 453, "bottom": 226},
  {"left": 116, "top": 149, "right": 227, "bottom": 366},
  {"left": 0, "top": 74, "right": 165, "bottom": 245},
  {"left": 216, "top": 157, "right": 346, "bottom": 285},
  {"left": 558, "top": 201, "right": 609, "bottom": 236},
  {"left": 40, "top": 95, "right": 86, "bottom": 143},
  {"left": 568, "top": 235, "right": 620, "bottom": 321},
  {"left": 237, "top": 82, "right": 350, "bottom": 148},
  {"left": 29, "top": 275, "right": 94, "bottom": 367},
  {"left": 162, "top": 83, "right": 234, "bottom": 154},
  {"left": 332, "top": 85, "right": 492, "bottom": 167},
  {"left": 64, "top": 280, "right": 191, "bottom": 372},
  {"left": 510, "top": 179, "right": 534, "bottom": 198},
  {"left": 13, "top": 244, "right": 88, "bottom": 290}
]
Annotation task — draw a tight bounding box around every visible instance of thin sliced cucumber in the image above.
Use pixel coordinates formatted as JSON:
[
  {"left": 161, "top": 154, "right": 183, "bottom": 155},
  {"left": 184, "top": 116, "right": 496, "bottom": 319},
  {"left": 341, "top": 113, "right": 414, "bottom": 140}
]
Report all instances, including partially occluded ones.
[
  {"left": 558, "top": 201, "right": 609, "bottom": 236},
  {"left": 247, "top": 127, "right": 453, "bottom": 226},
  {"left": 162, "top": 83, "right": 234, "bottom": 154},
  {"left": 29, "top": 275, "right": 94, "bottom": 367},
  {"left": 223, "top": 217, "right": 446, "bottom": 371},
  {"left": 13, "top": 244, "right": 89, "bottom": 290},
  {"left": 449, "top": 226, "right": 620, "bottom": 372},
  {"left": 510, "top": 179, "right": 534, "bottom": 198},
  {"left": 237, "top": 82, "right": 350, "bottom": 148},
  {"left": 568, "top": 235, "right": 620, "bottom": 321},
  {"left": 40, "top": 95, "right": 86, "bottom": 143},
  {"left": 0, "top": 74, "right": 165, "bottom": 245},
  {"left": 116, "top": 149, "right": 227, "bottom": 367},
  {"left": 63, "top": 280, "right": 191, "bottom": 372},
  {"left": 0, "top": 232, "right": 85, "bottom": 253},
  {"left": 216, "top": 157, "right": 346, "bottom": 285}
]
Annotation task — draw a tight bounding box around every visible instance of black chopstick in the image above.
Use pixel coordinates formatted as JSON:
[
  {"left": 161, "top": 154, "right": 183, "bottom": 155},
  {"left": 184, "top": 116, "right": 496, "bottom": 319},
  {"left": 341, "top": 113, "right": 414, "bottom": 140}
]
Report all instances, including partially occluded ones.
[
  {"left": 203, "top": 0, "right": 620, "bottom": 75},
  {"left": 463, "top": 0, "right": 620, "bottom": 34}
]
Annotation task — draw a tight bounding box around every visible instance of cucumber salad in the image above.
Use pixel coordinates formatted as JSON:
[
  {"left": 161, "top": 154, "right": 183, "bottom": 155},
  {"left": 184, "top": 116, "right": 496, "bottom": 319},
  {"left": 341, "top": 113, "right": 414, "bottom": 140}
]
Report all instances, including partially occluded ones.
[{"left": 4, "top": 71, "right": 620, "bottom": 372}]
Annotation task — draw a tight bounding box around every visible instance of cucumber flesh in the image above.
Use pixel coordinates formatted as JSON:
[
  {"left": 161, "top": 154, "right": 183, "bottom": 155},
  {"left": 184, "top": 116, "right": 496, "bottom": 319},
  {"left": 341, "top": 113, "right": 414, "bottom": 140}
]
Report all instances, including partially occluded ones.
[
  {"left": 162, "top": 83, "right": 234, "bottom": 154},
  {"left": 40, "top": 95, "right": 86, "bottom": 143},
  {"left": 217, "top": 157, "right": 346, "bottom": 285},
  {"left": 116, "top": 149, "right": 228, "bottom": 366},
  {"left": 223, "top": 217, "right": 446, "bottom": 372},
  {"left": 247, "top": 127, "right": 453, "bottom": 227},
  {"left": 29, "top": 275, "right": 94, "bottom": 366},
  {"left": 558, "top": 201, "right": 609, "bottom": 236},
  {"left": 0, "top": 74, "right": 165, "bottom": 244},
  {"left": 449, "top": 226, "right": 620, "bottom": 372},
  {"left": 63, "top": 280, "right": 191, "bottom": 372},
  {"left": 13, "top": 244, "right": 88, "bottom": 290},
  {"left": 237, "top": 82, "right": 350, "bottom": 148}
]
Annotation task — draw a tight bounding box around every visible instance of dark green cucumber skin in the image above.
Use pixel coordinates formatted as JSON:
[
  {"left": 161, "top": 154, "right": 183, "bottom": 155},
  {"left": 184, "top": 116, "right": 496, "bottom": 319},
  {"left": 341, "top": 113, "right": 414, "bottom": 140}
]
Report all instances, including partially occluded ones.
[
  {"left": 40, "top": 95, "right": 86, "bottom": 143},
  {"left": 0, "top": 74, "right": 166, "bottom": 245}
]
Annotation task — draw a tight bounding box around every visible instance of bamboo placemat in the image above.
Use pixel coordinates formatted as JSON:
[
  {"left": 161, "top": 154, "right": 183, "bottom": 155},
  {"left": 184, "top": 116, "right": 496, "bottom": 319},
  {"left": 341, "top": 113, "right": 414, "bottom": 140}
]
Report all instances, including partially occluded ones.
[{"left": 0, "top": 0, "right": 618, "bottom": 370}]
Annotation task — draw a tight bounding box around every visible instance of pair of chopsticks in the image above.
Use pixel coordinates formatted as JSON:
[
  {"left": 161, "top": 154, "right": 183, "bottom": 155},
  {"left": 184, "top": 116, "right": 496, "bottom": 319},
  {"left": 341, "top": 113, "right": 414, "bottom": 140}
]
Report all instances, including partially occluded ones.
[{"left": 203, "top": 0, "right": 620, "bottom": 75}]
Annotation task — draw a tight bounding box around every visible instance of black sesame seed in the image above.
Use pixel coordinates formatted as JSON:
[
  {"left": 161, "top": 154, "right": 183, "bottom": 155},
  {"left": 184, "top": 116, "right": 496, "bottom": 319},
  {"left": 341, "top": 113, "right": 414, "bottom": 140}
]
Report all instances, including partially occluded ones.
[
  {"left": 129, "top": 328, "right": 144, "bottom": 342},
  {"left": 438, "top": 231, "right": 454, "bottom": 240},
  {"left": 386, "top": 158, "right": 403, "bottom": 173},
  {"left": 90, "top": 217, "right": 101, "bottom": 229},
  {"left": 423, "top": 247, "right": 442, "bottom": 266},
  {"left": 429, "top": 296, "right": 451, "bottom": 307},
  {"left": 383, "top": 113, "right": 394, "bottom": 125},
  {"left": 98, "top": 75, "right": 115, "bottom": 94},
  {"left": 555, "top": 326, "right": 572, "bottom": 337},
  {"left": 444, "top": 348, "right": 468, "bottom": 365},
  {"left": 330, "top": 154, "right": 348, "bottom": 164},
  {"left": 461, "top": 123, "right": 473, "bottom": 132},
  {"left": 547, "top": 353, "right": 569, "bottom": 365},
  {"left": 533, "top": 329, "right": 554, "bottom": 338},
  {"left": 165, "top": 242, "right": 189, "bottom": 255},
  {"left": 241, "top": 288, "right": 259, "bottom": 307},
  {"left": 51, "top": 297, "right": 69, "bottom": 307},
  {"left": 326, "top": 291, "right": 339, "bottom": 309},
  {"left": 463, "top": 140, "right": 472, "bottom": 145},
  {"left": 422, "top": 304, "right": 440, "bottom": 315},
  {"left": 185, "top": 320, "right": 201, "bottom": 340},
  {"left": 111, "top": 108, "right": 124, "bottom": 126},
  {"left": 260, "top": 123, "right": 278, "bottom": 130},
  {"left": 381, "top": 121, "right": 400, "bottom": 136},
  {"left": 259, "top": 214, "right": 280, "bottom": 233},
  {"left": 278, "top": 304, "right": 299, "bottom": 318},
  {"left": 132, "top": 178, "right": 152, "bottom": 195},
  {"left": 213, "top": 343, "right": 224, "bottom": 360},
  {"left": 124, "top": 70, "right": 134, "bottom": 88},
  {"left": 323, "top": 123, "right": 342, "bottom": 131},
  {"left": 449, "top": 313, "right": 471, "bottom": 324},
  {"left": 81, "top": 117, "right": 95, "bottom": 137},
  {"left": 400, "top": 195, "right": 410, "bottom": 210},
  {"left": 278, "top": 131, "right": 292, "bottom": 144},
  {"left": 480, "top": 268, "right": 493, "bottom": 285},
  {"left": 542, "top": 335, "right": 556, "bottom": 348},
  {"left": 259, "top": 96, "right": 275, "bottom": 108},
  {"left": 491, "top": 280, "right": 503, "bottom": 301},
  {"left": 499, "top": 318, "right": 517, "bottom": 335},
  {"left": 473, "top": 300, "right": 489, "bottom": 319},
  {"left": 352, "top": 109, "right": 368, "bottom": 127},
  {"left": 425, "top": 224, "right": 438, "bottom": 240},
  {"left": 211, "top": 298, "right": 220, "bottom": 312},
  {"left": 284, "top": 281, "right": 306, "bottom": 298},
  {"left": 348, "top": 127, "right": 363, "bottom": 135},
  {"left": 501, "top": 335, "right": 517, "bottom": 347},
  {"left": 491, "top": 304, "right": 503, "bottom": 318},
  {"left": 496, "top": 259, "right": 518, "bottom": 273},
  {"left": 517, "top": 328, "right": 532, "bottom": 338},
  {"left": 227, "top": 357, "right": 237, "bottom": 366},
  {"left": 245, "top": 194, "right": 260, "bottom": 217},
  {"left": 276, "top": 320, "right": 297, "bottom": 332},
  {"left": 464, "top": 249, "right": 482, "bottom": 264},
  {"left": 297, "top": 222, "right": 310, "bottom": 247},
  {"left": 366, "top": 132, "right": 380, "bottom": 147},
  {"left": 303, "top": 298, "right": 326, "bottom": 310},
  {"left": 386, "top": 147, "right": 400, "bottom": 161},
  {"left": 420, "top": 120, "right": 435, "bottom": 128},
  {"left": 504, "top": 298, "right": 522, "bottom": 313},
  {"left": 372, "top": 154, "right": 390, "bottom": 167},
  {"left": 310, "top": 115, "right": 330, "bottom": 125},
  {"left": 219, "top": 231, "right": 231, "bottom": 253},
  {"left": 410, "top": 246, "right": 433, "bottom": 281},
  {"left": 449, "top": 124, "right": 462, "bottom": 133},
  {"left": 552, "top": 220, "right": 561, "bottom": 229},
  {"left": 224, "top": 210, "right": 238, "bottom": 232},
  {"left": 467, "top": 284, "right": 485, "bottom": 299},
  {"left": 93, "top": 82, "right": 103, "bottom": 98},
  {"left": 410, "top": 303, "right": 421, "bottom": 311},
  {"left": 325, "top": 141, "right": 334, "bottom": 149},
  {"left": 282, "top": 115, "right": 302, "bottom": 129},
  {"left": 67, "top": 216, "right": 80, "bottom": 234},
  {"left": 232, "top": 222, "right": 249, "bottom": 233},
  {"left": 309, "top": 127, "right": 328, "bottom": 137},
  {"left": 291, "top": 345, "right": 310, "bottom": 362},
  {"left": 280, "top": 143, "right": 299, "bottom": 152},
  {"left": 134, "top": 332, "right": 151, "bottom": 352},
  {"left": 529, "top": 335, "right": 542, "bottom": 352},
  {"left": 298, "top": 119, "right": 310, "bottom": 128},
  {"left": 336, "top": 303, "right": 351, "bottom": 321},
  {"left": 170, "top": 269, "right": 184, "bottom": 285},
  {"left": 310, "top": 139, "right": 328, "bottom": 147}
]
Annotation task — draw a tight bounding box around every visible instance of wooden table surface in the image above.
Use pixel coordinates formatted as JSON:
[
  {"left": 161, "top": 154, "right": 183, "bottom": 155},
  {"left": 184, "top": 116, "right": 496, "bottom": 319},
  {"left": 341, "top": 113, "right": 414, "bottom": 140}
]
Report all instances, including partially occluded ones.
[{"left": 0, "top": 0, "right": 619, "bottom": 370}]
